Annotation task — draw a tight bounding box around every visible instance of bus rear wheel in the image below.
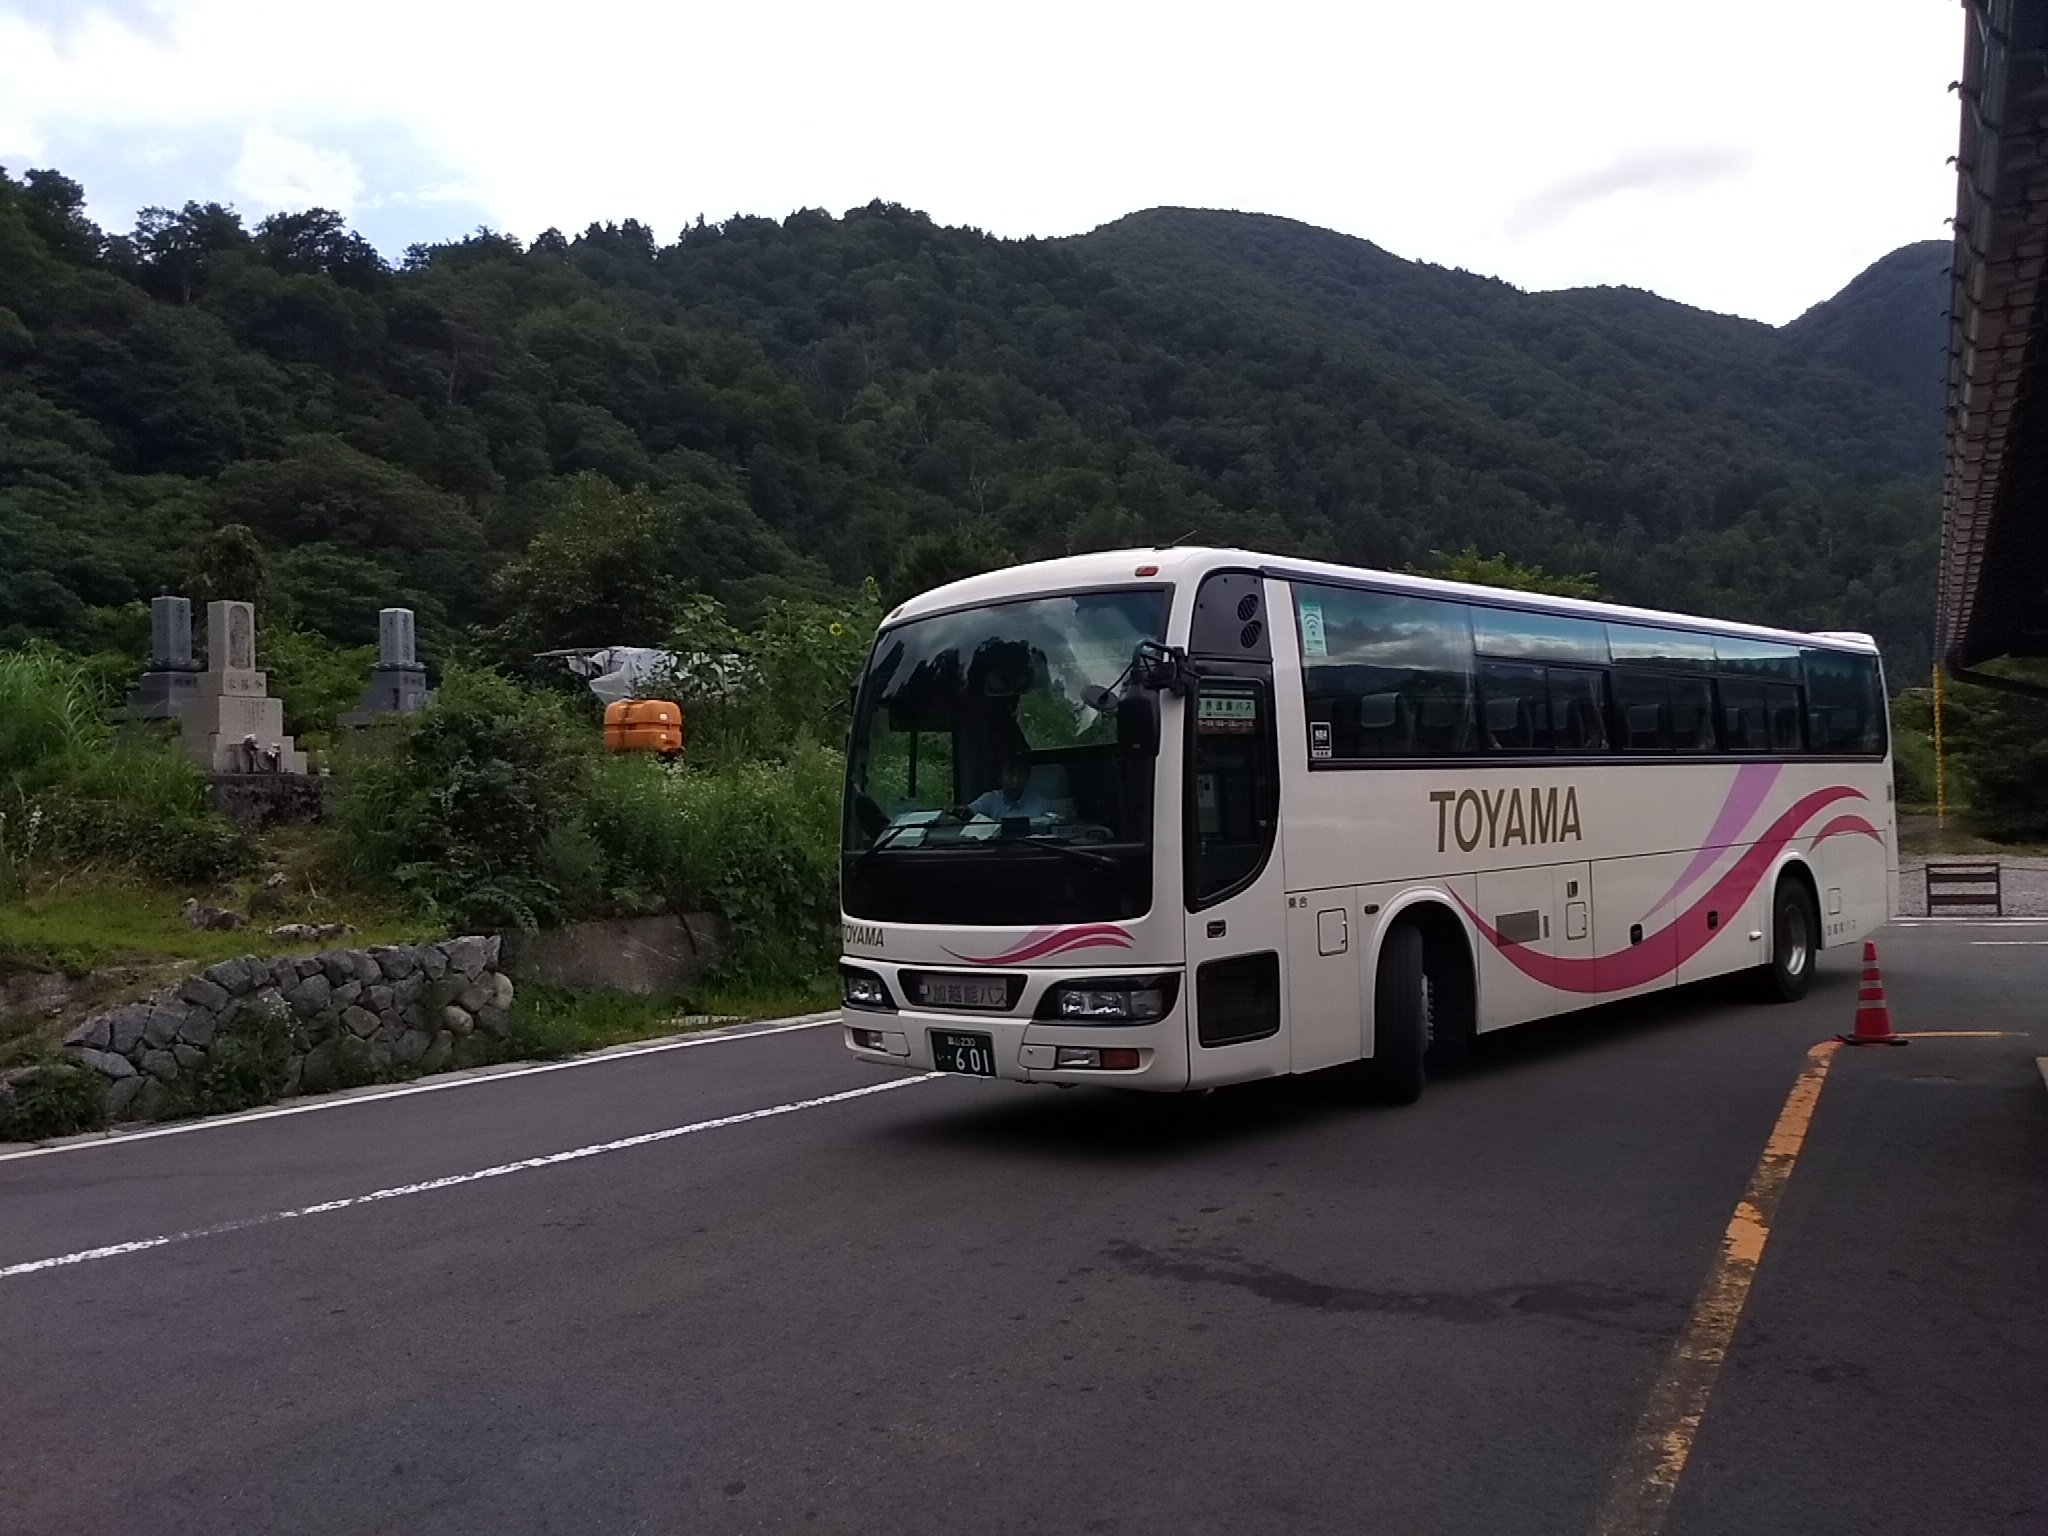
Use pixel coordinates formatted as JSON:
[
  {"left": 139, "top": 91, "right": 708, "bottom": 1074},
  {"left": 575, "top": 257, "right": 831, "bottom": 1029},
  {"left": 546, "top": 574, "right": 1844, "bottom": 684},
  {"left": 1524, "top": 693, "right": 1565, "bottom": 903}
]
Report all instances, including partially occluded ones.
[
  {"left": 1758, "top": 878, "right": 1819, "bottom": 1003},
  {"left": 1368, "top": 922, "right": 1429, "bottom": 1104}
]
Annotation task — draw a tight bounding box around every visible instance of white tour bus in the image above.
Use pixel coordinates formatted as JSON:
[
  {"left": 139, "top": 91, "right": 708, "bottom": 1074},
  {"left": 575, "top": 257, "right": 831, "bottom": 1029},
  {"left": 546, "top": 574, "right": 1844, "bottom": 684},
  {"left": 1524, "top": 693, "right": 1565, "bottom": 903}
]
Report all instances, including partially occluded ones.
[{"left": 839, "top": 548, "right": 1895, "bottom": 1100}]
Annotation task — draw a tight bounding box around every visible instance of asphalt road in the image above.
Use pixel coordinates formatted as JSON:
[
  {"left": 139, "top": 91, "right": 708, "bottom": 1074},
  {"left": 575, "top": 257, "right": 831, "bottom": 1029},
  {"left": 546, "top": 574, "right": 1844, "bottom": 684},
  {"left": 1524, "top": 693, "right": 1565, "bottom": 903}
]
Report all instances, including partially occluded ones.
[{"left": 2, "top": 923, "right": 2043, "bottom": 1536}]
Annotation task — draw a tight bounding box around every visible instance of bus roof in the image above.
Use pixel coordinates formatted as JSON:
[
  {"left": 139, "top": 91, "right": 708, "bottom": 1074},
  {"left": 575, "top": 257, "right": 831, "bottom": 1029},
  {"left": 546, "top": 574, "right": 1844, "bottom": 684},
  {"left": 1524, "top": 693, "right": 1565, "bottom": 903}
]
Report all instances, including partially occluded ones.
[{"left": 886, "top": 547, "right": 1882, "bottom": 656}]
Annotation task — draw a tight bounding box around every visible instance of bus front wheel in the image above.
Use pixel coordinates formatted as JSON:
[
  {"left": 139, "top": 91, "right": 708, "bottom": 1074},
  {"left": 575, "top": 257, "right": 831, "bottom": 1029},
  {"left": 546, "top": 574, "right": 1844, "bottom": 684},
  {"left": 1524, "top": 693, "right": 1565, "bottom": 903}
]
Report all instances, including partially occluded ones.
[
  {"left": 1758, "top": 878, "right": 1819, "bottom": 1003},
  {"left": 1368, "top": 923, "right": 1429, "bottom": 1104}
]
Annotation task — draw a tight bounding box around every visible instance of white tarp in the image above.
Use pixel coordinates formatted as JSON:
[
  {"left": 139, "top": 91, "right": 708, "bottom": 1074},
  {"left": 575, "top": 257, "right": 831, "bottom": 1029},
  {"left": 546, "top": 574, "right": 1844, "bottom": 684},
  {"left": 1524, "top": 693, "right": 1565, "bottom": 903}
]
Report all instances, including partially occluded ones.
[{"left": 556, "top": 647, "right": 756, "bottom": 704}]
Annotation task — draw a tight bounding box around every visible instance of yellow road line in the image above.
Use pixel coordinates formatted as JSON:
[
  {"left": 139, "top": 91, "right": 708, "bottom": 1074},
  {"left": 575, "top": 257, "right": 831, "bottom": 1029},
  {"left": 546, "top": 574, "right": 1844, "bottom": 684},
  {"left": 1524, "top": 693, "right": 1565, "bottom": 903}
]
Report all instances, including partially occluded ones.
[{"left": 1589, "top": 1040, "right": 1840, "bottom": 1536}]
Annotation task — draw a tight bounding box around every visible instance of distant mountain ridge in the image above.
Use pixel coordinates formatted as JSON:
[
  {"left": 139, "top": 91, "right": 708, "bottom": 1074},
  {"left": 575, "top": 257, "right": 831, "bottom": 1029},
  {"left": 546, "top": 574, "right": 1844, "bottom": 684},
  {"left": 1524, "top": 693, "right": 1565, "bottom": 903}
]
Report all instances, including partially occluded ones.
[
  {"left": 0, "top": 169, "right": 1946, "bottom": 677},
  {"left": 1074, "top": 209, "right": 1945, "bottom": 479},
  {"left": 1780, "top": 238, "right": 1950, "bottom": 432}
]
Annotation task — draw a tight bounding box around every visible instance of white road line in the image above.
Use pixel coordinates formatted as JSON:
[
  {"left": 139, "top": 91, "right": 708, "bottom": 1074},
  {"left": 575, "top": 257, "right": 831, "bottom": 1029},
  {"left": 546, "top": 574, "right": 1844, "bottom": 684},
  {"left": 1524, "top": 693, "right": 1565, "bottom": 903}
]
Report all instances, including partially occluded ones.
[
  {"left": 0, "top": 1073, "right": 940, "bottom": 1281},
  {"left": 1893, "top": 922, "right": 2048, "bottom": 930},
  {"left": 0, "top": 1014, "right": 842, "bottom": 1164},
  {"left": 1968, "top": 940, "right": 2048, "bottom": 946}
]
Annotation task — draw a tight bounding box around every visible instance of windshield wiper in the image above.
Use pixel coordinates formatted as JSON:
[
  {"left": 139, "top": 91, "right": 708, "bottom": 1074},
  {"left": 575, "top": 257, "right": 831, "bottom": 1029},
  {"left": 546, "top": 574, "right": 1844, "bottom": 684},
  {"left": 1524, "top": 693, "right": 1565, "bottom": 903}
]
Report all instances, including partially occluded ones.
[
  {"left": 972, "top": 836, "right": 1121, "bottom": 870},
  {"left": 855, "top": 822, "right": 922, "bottom": 865}
]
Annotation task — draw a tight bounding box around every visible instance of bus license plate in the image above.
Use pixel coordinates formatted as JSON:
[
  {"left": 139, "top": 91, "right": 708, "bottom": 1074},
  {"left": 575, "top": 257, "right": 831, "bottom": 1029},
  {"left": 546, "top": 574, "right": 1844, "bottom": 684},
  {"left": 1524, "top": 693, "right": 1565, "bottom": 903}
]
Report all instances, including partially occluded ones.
[{"left": 931, "top": 1031, "right": 997, "bottom": 1077}]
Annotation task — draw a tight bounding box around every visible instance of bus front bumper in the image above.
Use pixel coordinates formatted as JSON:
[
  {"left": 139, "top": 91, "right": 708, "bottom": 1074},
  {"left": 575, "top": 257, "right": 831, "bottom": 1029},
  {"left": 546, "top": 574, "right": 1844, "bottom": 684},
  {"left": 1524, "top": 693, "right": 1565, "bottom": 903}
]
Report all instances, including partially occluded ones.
[{"left": 840, "top": 994, "right": 1192, "bottom": 1092}]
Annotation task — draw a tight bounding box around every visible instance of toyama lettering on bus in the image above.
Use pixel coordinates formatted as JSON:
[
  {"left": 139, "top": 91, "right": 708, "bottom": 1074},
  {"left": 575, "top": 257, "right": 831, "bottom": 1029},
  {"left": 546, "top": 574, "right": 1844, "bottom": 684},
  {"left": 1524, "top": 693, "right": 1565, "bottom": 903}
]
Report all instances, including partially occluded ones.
[{"left": 1429, "top": 786, "right": 1583, "bottom": 854}]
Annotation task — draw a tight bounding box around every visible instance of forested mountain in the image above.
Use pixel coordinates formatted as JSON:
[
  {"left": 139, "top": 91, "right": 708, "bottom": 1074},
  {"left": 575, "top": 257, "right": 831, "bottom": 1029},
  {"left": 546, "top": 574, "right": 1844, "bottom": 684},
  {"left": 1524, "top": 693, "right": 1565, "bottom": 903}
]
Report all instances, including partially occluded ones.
[
  {"left": 0, "top": 167, "right": 1946, "bottom": 677},
  {"left": 1781, "top": 238, "right": 1949, "bottom": 432}
]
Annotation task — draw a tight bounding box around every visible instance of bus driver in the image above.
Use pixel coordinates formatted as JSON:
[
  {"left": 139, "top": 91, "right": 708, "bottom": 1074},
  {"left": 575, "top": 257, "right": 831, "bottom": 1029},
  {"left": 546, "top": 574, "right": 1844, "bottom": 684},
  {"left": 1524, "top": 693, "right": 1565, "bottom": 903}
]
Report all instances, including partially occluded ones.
[{"left": 959, "top": 756, "right": 1051, "bottom": 823}]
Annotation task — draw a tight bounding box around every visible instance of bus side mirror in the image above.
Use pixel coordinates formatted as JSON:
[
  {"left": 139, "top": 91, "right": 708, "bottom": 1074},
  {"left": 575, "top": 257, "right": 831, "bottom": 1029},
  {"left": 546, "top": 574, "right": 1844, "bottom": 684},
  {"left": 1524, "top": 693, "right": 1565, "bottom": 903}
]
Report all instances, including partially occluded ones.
[
  {"left": 1135, "top": 640, "right": 1194, "bottom": 696},
  {"left": 1116, "top": 691, "right": 1160, "bottom": 758}
]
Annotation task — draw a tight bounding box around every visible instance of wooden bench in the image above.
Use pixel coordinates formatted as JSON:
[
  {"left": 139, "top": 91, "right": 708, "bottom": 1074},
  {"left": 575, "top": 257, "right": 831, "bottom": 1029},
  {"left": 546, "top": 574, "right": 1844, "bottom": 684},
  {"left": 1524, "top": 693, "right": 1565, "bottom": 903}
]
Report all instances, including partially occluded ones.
[{"left": 1924, "top": 861, "right": 2004, "bottom": 916}]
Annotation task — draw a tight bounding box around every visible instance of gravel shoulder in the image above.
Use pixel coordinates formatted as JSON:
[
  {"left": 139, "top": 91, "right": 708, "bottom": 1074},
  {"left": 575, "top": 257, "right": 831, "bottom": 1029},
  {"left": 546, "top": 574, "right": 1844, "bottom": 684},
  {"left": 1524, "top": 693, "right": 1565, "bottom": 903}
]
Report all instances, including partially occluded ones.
[{"left": 1893, "top": 852, "right": 2048, "bottom": 916}]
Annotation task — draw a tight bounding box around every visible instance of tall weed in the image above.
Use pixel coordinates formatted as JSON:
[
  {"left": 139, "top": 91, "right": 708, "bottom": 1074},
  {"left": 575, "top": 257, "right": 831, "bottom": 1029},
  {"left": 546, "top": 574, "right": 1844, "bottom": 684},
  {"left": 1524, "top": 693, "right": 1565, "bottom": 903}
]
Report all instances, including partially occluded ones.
[
  {"left": 0, "top": 647, "right": 241, "bottom": 886},
  {"left": 582, "top": 743, "right": 845, "bottom": 977}
]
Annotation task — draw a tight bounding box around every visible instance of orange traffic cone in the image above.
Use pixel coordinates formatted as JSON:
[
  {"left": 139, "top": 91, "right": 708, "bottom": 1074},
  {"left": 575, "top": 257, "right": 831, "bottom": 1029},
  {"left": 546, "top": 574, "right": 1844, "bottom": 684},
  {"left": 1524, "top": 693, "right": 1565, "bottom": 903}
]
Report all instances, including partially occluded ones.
[{"left": 1839, "top": 940, "right": 1907, "bottom": 1046}]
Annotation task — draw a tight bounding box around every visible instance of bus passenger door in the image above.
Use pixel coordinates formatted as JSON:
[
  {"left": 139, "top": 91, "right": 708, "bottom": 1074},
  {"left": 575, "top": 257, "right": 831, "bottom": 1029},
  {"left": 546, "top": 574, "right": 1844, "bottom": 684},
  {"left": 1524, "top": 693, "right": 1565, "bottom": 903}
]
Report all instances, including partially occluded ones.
[{"left": 1183, "top": 670, "right": 1291, "bottom": 1083}]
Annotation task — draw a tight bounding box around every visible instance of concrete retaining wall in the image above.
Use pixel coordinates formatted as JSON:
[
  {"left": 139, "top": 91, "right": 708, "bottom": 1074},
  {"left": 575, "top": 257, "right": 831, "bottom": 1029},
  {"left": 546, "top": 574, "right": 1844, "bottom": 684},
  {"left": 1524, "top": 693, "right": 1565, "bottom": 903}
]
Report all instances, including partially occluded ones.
[
  {"left": 506, "top": 913, "right": 726, "bottom": 995},
  {"left": 60, "top": 935, "right": 512, "bottom": 1122}
]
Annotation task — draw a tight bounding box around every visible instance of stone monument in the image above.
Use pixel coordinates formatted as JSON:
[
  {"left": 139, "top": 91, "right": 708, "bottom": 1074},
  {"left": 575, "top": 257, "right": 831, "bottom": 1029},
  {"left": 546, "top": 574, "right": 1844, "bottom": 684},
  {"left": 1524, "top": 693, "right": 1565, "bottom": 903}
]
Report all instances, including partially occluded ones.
[
  {"left": 346, "top": 607, "right": 431, "bottom": 721},
  {"left": 117, "top": 596, "right": 204, "bottom": 723},
  {"left": 180, "top": 600, "right": 306, "bottom": 774}
]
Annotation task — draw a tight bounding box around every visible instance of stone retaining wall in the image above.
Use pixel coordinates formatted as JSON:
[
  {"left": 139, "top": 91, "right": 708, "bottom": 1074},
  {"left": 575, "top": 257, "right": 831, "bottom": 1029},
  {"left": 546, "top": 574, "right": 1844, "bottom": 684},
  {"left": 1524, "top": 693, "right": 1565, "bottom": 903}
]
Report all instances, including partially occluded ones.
[{"left": 60, "top": 935, "right": 512, "bottom": 1122}]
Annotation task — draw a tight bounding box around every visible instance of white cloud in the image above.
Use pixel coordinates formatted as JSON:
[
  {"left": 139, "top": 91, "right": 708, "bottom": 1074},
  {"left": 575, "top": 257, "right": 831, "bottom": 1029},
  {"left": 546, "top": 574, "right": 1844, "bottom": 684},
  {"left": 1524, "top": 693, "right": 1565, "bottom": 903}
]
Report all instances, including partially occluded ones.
[
  {"left": 229, "top": 124, "right": 362, "bottom": 213},
  {"left": 0, "top": 0, "right": 1962, "bottom": 323},
  {"left": 1504, "top": 146, "right": 1755, "bottom": 240}
]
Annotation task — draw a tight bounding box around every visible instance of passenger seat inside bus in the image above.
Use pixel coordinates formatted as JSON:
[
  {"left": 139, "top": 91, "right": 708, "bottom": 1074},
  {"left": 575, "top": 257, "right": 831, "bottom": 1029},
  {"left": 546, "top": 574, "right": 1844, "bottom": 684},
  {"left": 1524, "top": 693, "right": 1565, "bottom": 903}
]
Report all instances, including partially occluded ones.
[
  {"left": 1623, "top": 703, "right": 1667, "bottom": 751},
  {"left": 1356, "top": 692, "right": 1414, "bottom": 754},
  {"left": 1485, "top": 695, "right": 1537, "bottom": 751},
  {"left": 1025, "top": 761, "right": 1078, "bottom": 821}
]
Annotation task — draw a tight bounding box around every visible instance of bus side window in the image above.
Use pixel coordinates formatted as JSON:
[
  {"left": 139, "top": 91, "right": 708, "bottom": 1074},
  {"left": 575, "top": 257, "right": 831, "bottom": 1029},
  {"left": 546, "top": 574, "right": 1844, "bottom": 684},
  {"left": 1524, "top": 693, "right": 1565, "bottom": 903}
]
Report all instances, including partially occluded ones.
[
  {"left": 1478, "top": 662, "right": 1549, "bottom": 752},
  {"left": 1718, "top": 679, "right": 1770, "bottom": 751},
  {"left": 1293, "top": 583, "right": 1475, "bottom": 759},
  {"left": 1670, "top": 677, "right": 1716, "bottom": 751},
  {"left": 1803, "top": 648, "right": 1884, "bottom": 755},
  {"left": 1610, "top": 671, "right": 1671, "bottom": 751},
  {"left": 1547, "top": 667, "right": 1609, "bottom": 753}
]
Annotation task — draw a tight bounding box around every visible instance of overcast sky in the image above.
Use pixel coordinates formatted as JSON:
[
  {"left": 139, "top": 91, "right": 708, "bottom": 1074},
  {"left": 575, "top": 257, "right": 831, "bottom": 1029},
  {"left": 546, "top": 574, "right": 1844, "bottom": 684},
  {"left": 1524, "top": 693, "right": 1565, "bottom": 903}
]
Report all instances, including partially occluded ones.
[{"left": 0, "top": 0, "right": 1960, "bottom": 325}]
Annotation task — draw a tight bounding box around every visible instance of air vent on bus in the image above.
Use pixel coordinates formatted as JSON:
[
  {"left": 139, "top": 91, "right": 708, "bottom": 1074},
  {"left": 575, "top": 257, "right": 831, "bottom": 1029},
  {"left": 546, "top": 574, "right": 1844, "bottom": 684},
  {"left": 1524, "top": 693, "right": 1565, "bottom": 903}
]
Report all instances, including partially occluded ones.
[
  {"left": 1236, "top": 594, "right": 1259, "bottom": 622},
  {"left": 1240, "top": 620, "right": 1264, "bottom": 649}
]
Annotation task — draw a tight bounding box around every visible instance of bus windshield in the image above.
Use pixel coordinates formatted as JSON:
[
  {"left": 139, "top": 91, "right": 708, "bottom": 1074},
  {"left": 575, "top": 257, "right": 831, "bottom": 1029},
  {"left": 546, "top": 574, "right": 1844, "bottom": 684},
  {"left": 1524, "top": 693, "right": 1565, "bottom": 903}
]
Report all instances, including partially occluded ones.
[{"left": 841, "top": 587, "right": 1167, "bottom": 924}]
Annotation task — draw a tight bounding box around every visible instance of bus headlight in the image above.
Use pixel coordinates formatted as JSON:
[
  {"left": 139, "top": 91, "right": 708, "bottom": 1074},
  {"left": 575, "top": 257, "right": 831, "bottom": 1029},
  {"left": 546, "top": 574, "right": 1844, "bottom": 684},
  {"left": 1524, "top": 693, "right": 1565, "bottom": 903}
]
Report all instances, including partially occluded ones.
[
  {"left": 840, "top": 966, "right": 894, "bottom": 1011},
  {"left": 1038, "top": 975, "right": 1179, "bottom": 1024}
]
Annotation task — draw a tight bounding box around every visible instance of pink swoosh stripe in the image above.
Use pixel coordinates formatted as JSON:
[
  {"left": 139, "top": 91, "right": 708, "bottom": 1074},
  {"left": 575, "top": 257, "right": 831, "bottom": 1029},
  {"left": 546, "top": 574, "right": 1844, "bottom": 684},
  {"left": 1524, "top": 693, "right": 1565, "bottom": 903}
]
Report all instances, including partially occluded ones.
[
  {"left": 1455, "top": 784, "right": 1865, "bottom": 994},
  {"left": 1645, "top": 761, "right": 1783, "bottom": 918},
  {"left": 1808, "top": 814, "right": 1883, "bottom": 850},
  {"left": 945, "top": 924, "right": 1135, "bottom": 966}
]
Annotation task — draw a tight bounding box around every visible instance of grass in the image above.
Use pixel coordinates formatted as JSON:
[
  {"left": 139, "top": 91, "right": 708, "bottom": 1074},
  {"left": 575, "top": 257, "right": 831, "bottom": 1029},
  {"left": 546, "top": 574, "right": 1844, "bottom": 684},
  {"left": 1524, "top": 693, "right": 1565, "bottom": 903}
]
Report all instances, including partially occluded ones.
[
  {"left": 460, "top": 971, "right": 838, "bottom": 1067},
  {"left": 0, "top": 871, "right": 427, "bottom": 976},
  {"left": 684, "top": 972, "right": 837, "bottom": 1022}
]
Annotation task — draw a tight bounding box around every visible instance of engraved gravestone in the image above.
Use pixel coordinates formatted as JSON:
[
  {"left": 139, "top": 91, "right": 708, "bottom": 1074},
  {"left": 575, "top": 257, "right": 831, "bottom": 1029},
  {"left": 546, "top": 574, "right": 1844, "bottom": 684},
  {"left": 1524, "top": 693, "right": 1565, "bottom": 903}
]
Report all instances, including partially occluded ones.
[
  {"left": 379, "top": 607, "right": 414, "bottom": 668},
  {"left": 149, "top": 596, "right": 196, "bottom": 671},
  {"left": 348, "top": 606, "right": 431, "bottom": 721},
  {"left": 118, "top": 596, "right": 203, "bottom": 722},
  {"left": 180, "top": 600, "right": 305, "bottom": 774},
  {"left": 226, "top": 602, "right": 253, "bottom": 670}
]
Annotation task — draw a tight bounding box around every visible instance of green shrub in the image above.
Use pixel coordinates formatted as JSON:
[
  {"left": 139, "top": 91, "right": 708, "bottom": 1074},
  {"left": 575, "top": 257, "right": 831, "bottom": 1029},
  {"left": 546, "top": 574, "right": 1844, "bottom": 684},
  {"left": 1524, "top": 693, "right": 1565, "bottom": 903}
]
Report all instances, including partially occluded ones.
[
  {"left": 333, "top": 664, "right": 595, "bottom": 928},
  {"left": 579, "top": 741, "right": 843, "bottom": 978},
  {"left": 0, "top": 1061, "right": 107, "bottom": 1141},
  {"left": 679, "top": 744, "right": 841, "bottom": 978},
  {"left": 1950, "top": 670, "right": 2048, "bottom": 842},
  {"left": 653, "top": 587, "right": 878, "bottom": 768},
  {"left": 171, "top": 999, "right": 293, "bottom": 1117},
  {"left": 264, "top": 627, "right": 377, "bottom": 740},
  {"left": 1889, "top": 693, "right": 1939, "bottom": 808}
]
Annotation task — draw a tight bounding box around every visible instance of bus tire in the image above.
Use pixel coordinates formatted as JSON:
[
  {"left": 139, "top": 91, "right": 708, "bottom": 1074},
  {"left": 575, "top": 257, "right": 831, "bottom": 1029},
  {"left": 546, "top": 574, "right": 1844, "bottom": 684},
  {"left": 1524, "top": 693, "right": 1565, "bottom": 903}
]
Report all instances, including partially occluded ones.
[
  {"left": 1368, "top": 922, "right": 1429, "bottom": 1104},
  {"left": 1758, "top": 877, "right": 1818, "bottom": 1003}
]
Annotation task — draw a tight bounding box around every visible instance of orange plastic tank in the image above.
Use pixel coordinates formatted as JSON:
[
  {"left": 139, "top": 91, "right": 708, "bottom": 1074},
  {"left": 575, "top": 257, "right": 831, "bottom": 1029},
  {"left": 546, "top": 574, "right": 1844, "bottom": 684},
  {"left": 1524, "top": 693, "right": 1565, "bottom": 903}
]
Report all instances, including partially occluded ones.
[{"left": 604, "top": 698, "right": 685, "bottom": 757}]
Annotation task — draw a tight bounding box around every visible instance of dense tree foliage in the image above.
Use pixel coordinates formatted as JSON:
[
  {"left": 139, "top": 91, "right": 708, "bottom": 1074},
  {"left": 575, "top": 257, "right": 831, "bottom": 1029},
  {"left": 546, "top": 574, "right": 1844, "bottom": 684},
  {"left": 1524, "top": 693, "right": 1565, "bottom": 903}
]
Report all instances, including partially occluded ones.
[{"left": 0, "top": 168, "right": 1942, "bottom": 677}]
